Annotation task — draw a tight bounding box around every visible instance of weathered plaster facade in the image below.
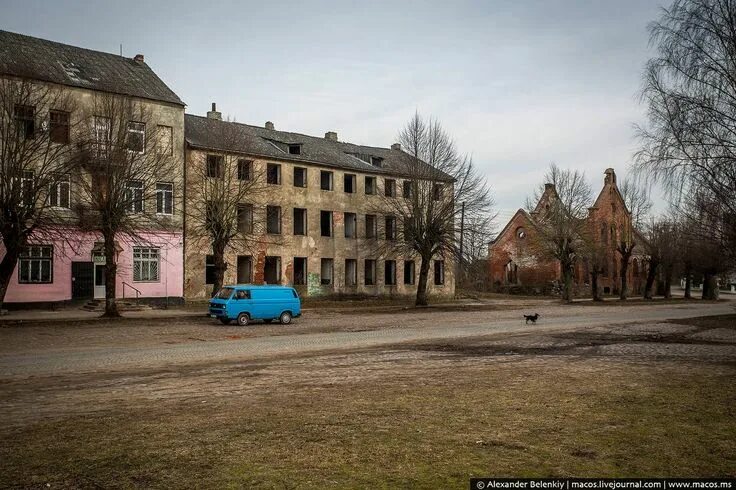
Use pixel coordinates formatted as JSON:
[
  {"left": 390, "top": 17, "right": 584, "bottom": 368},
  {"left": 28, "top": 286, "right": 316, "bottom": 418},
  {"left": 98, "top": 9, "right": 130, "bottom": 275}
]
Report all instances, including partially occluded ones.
[{"left": 183, "top": 116, "right": 455, "bottom": 300}]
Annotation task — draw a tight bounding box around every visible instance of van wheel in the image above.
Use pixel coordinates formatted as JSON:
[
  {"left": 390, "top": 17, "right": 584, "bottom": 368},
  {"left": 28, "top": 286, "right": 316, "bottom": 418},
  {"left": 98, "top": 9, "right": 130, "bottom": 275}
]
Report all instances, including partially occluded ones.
[
  {"left": 237, "top": 313, "right": 250, "bottom": 326},
  {"left": 279, "top": 311, "right": 292, "bottom": 325},
  {"left": 219, "top": 318, "right": 231, "bottom": 325}
]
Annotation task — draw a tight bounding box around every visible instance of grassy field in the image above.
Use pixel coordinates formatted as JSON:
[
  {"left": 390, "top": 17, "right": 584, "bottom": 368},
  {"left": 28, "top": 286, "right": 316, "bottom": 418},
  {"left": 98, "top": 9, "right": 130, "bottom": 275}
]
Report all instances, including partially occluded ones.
[{"left": 1, "top": 315, "right": 734, "bottom": 488}]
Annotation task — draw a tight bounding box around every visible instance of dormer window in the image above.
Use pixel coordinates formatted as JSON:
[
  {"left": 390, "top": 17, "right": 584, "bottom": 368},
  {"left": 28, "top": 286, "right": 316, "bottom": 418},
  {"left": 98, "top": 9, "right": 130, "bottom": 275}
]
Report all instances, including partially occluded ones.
[
  {"left": 371, "top": 156, "right": 383, "bottom": 167},
  {"left": 288, "top": 144, "right": 301, "bottom": 155}
]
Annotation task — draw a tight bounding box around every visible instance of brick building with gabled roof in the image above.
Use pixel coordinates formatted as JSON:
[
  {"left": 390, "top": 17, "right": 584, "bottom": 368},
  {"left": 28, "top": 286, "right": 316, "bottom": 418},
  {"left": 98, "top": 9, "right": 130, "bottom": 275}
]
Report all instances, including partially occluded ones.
[{"left": 488, "top": 168, "right": 647, "bottom": 297}]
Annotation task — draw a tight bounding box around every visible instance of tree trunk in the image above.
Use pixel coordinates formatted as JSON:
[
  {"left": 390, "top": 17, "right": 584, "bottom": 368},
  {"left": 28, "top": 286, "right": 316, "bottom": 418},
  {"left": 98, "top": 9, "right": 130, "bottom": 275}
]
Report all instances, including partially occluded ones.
[
  {"left": 103, "top": 232, "right": 119, "bottom": 317},
  {"left": 663, "top": 265, "right": 672, "bottom": 299},
  {"left": 561, "top": 261, "right": 574, "bottom": 303},
  {"left": 415, "top": 254, "right": 431, "bottom": 306},
  {"left": 0, "top": 245, "right": 20, "bottom": 312},
  {"left": 702, "top": 273, "right": 720, "bottom": 300},
  {"left": 590, "top": 271, "right": 602, "bottom": 301},
  {"left": 684, "top": 269, "right": 692, "bottom": 299},
  {"left": 211, "top": 241, "right": 227, "bottom": 297},
  {"left": 644, "top": 260, "right": 658, "bottom": 300},
  {"left": 619, "top": 252, "right": 631, "bottom": 301}
]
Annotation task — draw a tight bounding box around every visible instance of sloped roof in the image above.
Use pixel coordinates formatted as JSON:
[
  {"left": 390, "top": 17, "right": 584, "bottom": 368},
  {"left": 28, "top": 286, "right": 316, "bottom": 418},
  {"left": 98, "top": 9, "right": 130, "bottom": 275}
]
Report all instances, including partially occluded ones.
[
  {"left": 489, "top": 208, "right": 534, "bottom": 247},
  {"left": 0, "top": 30, "right": 184, "bottom": 106},
  {"left": 184, "top": 114, "right": 454, "bottom": 181}
]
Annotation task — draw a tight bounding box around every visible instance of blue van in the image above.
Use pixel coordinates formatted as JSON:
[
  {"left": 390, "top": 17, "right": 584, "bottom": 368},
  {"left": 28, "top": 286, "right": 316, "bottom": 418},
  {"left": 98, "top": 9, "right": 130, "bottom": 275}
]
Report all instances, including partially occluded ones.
[{"left": 209, "top": 285, "right": 301, "bottom": 326}]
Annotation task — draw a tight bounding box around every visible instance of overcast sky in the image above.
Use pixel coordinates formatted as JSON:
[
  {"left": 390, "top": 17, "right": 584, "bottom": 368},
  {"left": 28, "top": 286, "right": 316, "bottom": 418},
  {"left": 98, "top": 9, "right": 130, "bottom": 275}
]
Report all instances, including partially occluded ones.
[{"left": 1, "top": 0, "right": 666, "bottom": 225}]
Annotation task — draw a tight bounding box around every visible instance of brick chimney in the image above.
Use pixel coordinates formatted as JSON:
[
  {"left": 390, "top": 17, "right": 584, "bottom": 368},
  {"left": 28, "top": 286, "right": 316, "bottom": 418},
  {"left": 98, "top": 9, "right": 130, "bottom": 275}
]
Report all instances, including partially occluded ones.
[
  {"left": 133, "top": 54, "right": 145, "bottom": 63},
  {"left": 391, "top": 143, "right": 401, "bottom": 151},
  {"left": 207, "top": 102, "right": 222, "bottom": 121},
  {"left": 325, "top": 131, "right": 338, "bottom": 141},
  {"left": 604, "top": 168, "right": 617, "bottom": 185},
  {"left": 265, "top": 121, "right": 274, "bottom": 130}
]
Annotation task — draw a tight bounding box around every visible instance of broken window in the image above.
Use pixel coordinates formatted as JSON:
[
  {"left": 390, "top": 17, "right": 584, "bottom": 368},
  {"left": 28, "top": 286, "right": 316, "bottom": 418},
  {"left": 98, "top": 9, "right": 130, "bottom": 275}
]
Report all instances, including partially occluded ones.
[
  {"left": 320, "top": 170, "right": 333, "bottom": 191},
  {"left": 320, "top": 210, "right": 333, "bottom": 237},
  {"left": 126, "top": 121, "right": 145, "bottom": 153},
  {"left": 205, "top": 254, "right": 216, "bottom": 285},
  {"left": 14, "top": 105, "right": 35, "bottom": 140},
  {"left": 403, "top": 180, "right": 413, "bottom": 199},
  {"left": 264, "top": 256, "right": 281, "bottom": 284},
  {"left": 365, "top": 176, "right": 376, "bottom": 195},
  {"left": 404, "top": 260, "right": 415, "bottom": 285},
  {"left": 293, "top": 208, "right": 307, "bottom": 235},
  {"left": 294, "top": 167, "right": 307, "bottom": 187},
  {"left": 267, "top": 163, "right": 281, "bottom": 185},
  {"left": 344, "top": 212, "right": 357, "bottom": 238},
  {"left": 238, "top": 204, "right": 254, "bottom": 233},
  {"left": 266, "top": 205, "right": 282, "bottom": 234},
  {"left": 48, "top": 174, "right": 70, "bottom": 208},
  {"left": 206, "top": 154, "right": 223, "bottom": 178},
  {"left": 385, "top": 260, "right": 396, "bottom": 286},
  {"left": 293, "top": 257, "right": 307, "bottom": 285},
  {"left": 49, "top": 110, "right": 70, "bottom": 144},
  {"left": 344, "top": 174, "right": 356, "bottom": 193},
  {"left": 237, "top": 255, "right": 253, "bottom": 283},
  {"left": 238, "top": 159, "right": 252, "bottom": 181},
  {"left": 384, "top": 179, "right": 396, "bottom": 197},
  {"left": 345, "top": 259, "right": 357, "bottom": 287},
  {"left": 365, "top": 214, "right": 377, "bottom": 239},
  {"left": 385, "top": 215, "right": 397, "bottom": 240},
  {"left": 320, "top": 258, "right": 334, "bottom": 285},
  {"left": 364, "top": 259, "right": 376, "bottom": 286},
  {"left": 434, "top": 260, "right": 445, "bottom": 285},
  {"left": 288, "top": 144, "right": 301, "bottom": 155}
]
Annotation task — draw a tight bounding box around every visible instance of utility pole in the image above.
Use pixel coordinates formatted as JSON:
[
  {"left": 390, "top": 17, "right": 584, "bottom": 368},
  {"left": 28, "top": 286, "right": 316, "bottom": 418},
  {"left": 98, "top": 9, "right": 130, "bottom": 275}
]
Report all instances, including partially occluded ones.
[{"left": 458, "top": 201, "right": 466, "bottom": 284}]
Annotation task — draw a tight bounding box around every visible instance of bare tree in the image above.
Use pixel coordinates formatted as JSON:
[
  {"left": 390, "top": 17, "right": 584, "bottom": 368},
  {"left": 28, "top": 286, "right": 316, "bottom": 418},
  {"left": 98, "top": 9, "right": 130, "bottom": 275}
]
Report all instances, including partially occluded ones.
[
  {"left": 457, "top": 211, "right": 496, "bottom": 292},
  {"left": 186, "top": 137, "right": 273, "bottom": 297},
  {"left": 526, "top": 164, "right": 593, "bottom": 302},
  {"left": 0, "top": 78, "right": 79, "bottom": 311},
  {"left": 617, "top": 177, "right": 652, "bottom": 299},
  {"left": 642, "top": 218, "right": 679, "bottom": 299},
  {"left": 74, "top": 94, "right": 178, "bottom": 317},
  {"left": 635, "top": 0, "right": 736, "bottom": 269},
  {"left": 376, "top": 113, "right": 494, "bottom": 306}
]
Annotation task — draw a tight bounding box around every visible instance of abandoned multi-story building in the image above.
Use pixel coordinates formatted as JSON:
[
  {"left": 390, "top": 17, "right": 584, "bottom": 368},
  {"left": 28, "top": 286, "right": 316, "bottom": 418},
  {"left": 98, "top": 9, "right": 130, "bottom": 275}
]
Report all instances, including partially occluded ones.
[
  {"left": 0, "top": 30, "right": 185, "bottom": 306},
  {"left": 183, "top": 106, "right": 455, "bottom": 299},
  {"left": 488, "top": 168, "right": 647, "bottom": 296}
]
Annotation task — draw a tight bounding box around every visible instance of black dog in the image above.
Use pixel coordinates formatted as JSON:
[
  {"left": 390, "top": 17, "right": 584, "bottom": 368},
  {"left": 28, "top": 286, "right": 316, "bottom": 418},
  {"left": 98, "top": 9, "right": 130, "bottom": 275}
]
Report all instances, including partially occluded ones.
[{"left": 524, "top": 313, "right": 540, "bottom": 324}]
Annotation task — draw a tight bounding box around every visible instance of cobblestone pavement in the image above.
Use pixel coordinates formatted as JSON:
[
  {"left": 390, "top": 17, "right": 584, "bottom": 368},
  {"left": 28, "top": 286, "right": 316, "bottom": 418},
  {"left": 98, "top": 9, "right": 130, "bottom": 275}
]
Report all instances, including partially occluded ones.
[{"left": 1, "top": 301, "right": 733, "bottom": 378}]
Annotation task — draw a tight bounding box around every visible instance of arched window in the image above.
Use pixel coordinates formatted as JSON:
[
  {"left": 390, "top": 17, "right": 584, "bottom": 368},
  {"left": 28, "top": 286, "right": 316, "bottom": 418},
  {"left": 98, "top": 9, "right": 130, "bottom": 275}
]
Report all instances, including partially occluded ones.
[
  {"left": 633, "top": 259, "right": 639, "bottom": 277},
  {"left": 600, "top": 223, "right": 608, "bottom": 244},
  {"left": 505, "top": 260, "right": 518, "bottom": 284},
  {"left": 610, "top": 224, "right": 617, "bottom": 245}
]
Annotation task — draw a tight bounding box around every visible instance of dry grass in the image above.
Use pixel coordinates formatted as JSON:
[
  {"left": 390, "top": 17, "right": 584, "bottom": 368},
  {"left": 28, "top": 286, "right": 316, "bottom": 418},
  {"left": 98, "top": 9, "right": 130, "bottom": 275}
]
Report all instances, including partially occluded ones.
[{"left": 1, "top": 353, "right": 734, "bottom": 488}]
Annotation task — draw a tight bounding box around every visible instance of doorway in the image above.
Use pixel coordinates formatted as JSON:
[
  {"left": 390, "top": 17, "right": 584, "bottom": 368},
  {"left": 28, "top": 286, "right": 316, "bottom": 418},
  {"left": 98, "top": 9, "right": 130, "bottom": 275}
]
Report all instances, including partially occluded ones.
[
  {"left": 71, "top": 262, "right": 94, "bottom": 299},
  {"left": 93, "top": 254, "right": 106, "bottom": 299}
]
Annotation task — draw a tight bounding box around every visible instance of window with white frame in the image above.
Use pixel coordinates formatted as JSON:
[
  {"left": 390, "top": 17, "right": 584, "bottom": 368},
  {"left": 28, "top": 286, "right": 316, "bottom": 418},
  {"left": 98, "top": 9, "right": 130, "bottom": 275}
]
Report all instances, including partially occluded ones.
[
  {"left": 126, "top": 121, "right": 145, "bottom": 153},
  {"left": 18, "top": 245, "right": 53, "bottom": 283},
  {"left": 133, "top": 247, "right": 160, "bottom": 282},
  {"left": 156, "top": 182, "right": 173, "bottom": 215},
  {"left": 49, "top": 174, "right": 71, "bottom": 208},
  {"left": 126, "top": 180, "right": 144, "bottom": 213},
  {"left": 94, "top": 116, "right": 111, "bottom": 158}
]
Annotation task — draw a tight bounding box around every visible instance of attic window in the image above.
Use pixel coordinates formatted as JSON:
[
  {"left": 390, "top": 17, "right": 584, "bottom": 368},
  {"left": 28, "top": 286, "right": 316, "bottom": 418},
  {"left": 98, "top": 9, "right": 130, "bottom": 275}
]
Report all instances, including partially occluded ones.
[
  {"left": 371, "top": 157, "right": 383, "bottom": 167},
  {"left": 288, "top": 144, "right": 301, "bottom": 155}
]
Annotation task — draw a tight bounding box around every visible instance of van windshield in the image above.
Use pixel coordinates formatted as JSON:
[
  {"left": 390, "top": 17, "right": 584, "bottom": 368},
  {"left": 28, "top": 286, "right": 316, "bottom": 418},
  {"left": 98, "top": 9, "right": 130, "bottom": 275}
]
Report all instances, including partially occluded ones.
[{"left": 215, "top": 287, "right": 234, "bottom": 300}]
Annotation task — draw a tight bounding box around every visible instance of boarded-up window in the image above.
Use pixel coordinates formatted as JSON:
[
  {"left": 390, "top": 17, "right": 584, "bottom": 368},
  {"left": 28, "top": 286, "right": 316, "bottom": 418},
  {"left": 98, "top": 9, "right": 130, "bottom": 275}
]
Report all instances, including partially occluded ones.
[
  {"left": 364, "top": 259, "right": 376, "bottom": 286},
  {"left": 267, "top": 205, "right": 282, "bottom": 234},
  {"left": 344, "top": 212, "right": 357, "bottom": 238},
  {"left": 238, "top": 204, "right": 254, "bottom": 233},
  {"left": 365, "top": 214, "right": 377, "bottom": 238},
  {"left": 345, "top": 259, "right": 357, "bottom": 287},
  {"left": 365, "top": 176, "right": 376, "bottom": 195}
]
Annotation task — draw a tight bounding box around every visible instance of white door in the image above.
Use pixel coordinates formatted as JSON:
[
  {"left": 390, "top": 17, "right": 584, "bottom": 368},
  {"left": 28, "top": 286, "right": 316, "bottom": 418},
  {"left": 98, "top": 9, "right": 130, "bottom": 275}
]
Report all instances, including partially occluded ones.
[{"left": 93, "top": 256, "right": 106, "bottom": 299}]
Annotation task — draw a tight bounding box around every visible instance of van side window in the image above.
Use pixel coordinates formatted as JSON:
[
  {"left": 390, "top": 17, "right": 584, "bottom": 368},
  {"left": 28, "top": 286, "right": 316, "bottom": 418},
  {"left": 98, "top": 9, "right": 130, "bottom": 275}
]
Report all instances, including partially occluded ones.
[{"left": 235, "top": 290, "right": 250, "bottom": 300}]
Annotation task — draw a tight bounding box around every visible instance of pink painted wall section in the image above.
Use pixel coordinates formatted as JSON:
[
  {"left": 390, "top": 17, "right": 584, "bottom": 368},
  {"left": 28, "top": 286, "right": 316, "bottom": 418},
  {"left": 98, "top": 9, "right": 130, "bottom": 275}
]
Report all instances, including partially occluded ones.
[{"left": 0, "top": 230, "right": 183, "bottom": 303}]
